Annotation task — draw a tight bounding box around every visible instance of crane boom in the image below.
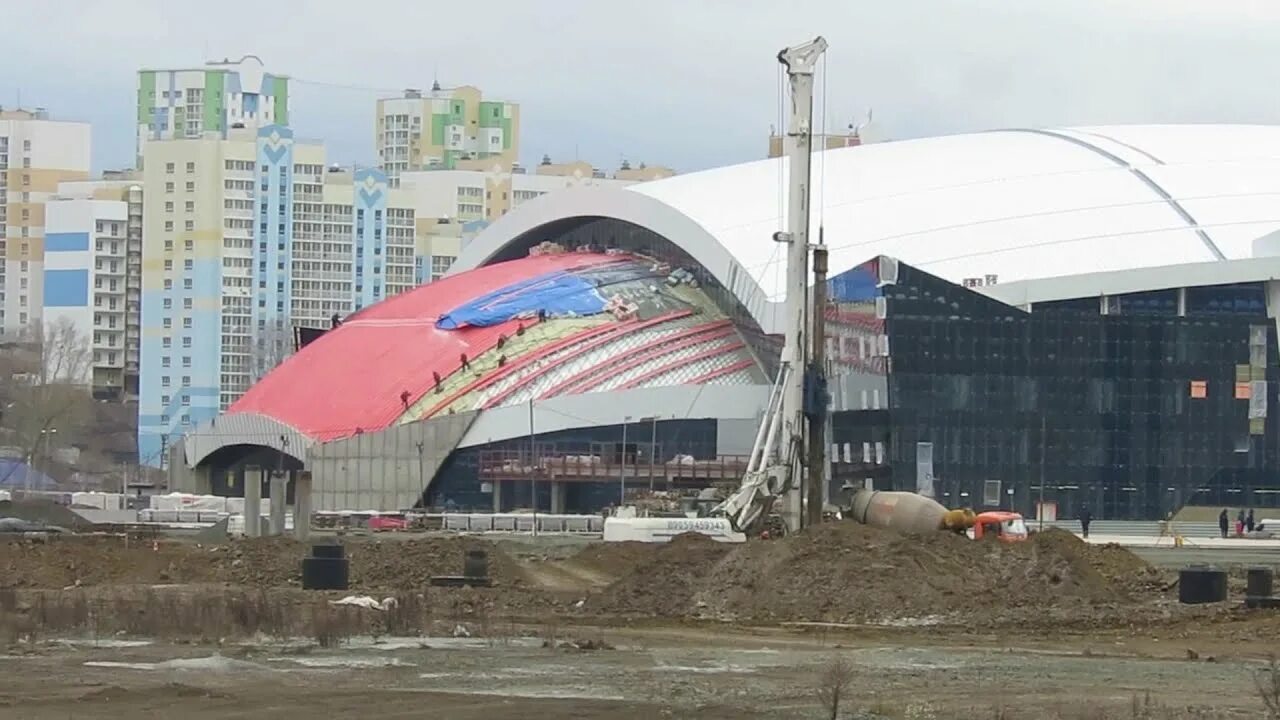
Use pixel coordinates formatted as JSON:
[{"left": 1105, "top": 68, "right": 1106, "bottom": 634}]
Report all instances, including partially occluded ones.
[{"left": 714, "top": 36, "right": 827, "bottom": 535}]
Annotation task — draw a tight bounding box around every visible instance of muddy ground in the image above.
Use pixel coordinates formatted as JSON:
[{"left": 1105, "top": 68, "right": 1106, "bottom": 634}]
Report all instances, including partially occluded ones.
[
  {"left": 4, "top": 623, "right": 1279, "bottom": 719},
  {"left": 3, "top": 524, "right": 1280, "bottom": 717}
]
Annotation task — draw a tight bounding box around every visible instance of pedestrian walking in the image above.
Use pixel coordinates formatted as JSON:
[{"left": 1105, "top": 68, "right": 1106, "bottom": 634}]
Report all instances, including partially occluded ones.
[
  {"left": 1079, "top": 505, "right": 1092, "bottom": 539},
  {"left": 1237, "top": 508, "right": 1247, "bottom": 537},
  {"left": 1219, "top": 508, "right": 1230, "bottom": 539},
  {"left": 1247, "top": 508, "right": 1256, "bottom": 533}
]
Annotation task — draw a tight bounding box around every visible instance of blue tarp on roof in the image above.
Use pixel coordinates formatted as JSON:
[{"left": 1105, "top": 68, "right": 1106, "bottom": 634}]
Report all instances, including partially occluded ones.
[
  {"left": 0, "top": 459, "right": 57, "bottom": 490},
  {"left": 436, "top": 269, "right": 607, "bottom": 329}
]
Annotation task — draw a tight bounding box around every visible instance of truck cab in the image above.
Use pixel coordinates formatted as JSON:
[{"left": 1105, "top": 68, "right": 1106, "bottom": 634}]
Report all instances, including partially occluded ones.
[{"left": 969, "top": 511, "right": 1029, "bottom": 542}]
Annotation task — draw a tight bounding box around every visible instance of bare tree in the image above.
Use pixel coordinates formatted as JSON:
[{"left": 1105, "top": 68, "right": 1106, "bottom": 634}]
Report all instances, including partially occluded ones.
[
  {"left": 815, "top": 655, "right": 856, "bottom": 720},
  {"left": 0, "top": 318, "right": 95, "bottom": 488}
]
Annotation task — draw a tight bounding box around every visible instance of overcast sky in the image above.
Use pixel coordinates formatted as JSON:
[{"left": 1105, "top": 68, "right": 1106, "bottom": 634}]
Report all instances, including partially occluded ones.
[{"left": 3, "top": 0, "right": 1279, "bottom": 173}]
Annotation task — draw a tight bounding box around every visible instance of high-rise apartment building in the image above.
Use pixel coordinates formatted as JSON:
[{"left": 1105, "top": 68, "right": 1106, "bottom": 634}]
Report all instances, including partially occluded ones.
[
  {"left": 0, "top": 109, "right": 91, "bottom": 336},
  {"left": 138, "top": 126, "right": 419, "bottom": 466},
  {"left": 42, "top": 177, "right": 143, "bottom": 398},
  {"left": 400, "top": 156, "right": 674, "bottom": 225},
  {"left": 375, "top": 85, "right": 519, "bottom": 186},
  {"left": 136, "top": 55, "right": 289, "bottom": 167}
]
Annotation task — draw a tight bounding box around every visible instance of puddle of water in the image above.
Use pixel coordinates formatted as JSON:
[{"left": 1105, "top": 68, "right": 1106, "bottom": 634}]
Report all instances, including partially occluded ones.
[
  {"left": 422, "top": 687, "right": 626, "bottom": 701},
  {"left": 270, "top": 656, "right": 416, "bottom": 669},
  {"left": 57, "top": 639, "right": 153, "bottom": 649},
  {"left": 345, "top": 636, "right": 543, "bottom": 651},
  {"left": 650, "top": 663, "right": 760, "bottom": 674},
  {"left": 84, "top": 656, "right": 270, "bottom": 673},
  {"left": 872, "top": 615, "right": 946, "bottom": 628},
  {"left": 85, "top": 661, "right": 158, "bottom": 671}
]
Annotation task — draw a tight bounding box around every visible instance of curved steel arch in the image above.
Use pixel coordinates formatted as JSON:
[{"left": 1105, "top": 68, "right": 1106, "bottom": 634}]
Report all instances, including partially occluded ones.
[
  {"left": 997, "top": 128, "right": 1226, "bottom": 261},
  {"left": 182, "top": 412, "right": 313, "bottom": 469},
  {"left": 448, "top": 187, "right": 783, "bottom": 332}
]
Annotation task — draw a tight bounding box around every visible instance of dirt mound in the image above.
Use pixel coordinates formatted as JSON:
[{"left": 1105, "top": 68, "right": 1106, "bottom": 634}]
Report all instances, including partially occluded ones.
[
  {"left": 584, "top": 523, "right": 1164, "bottom": 623},
  {"left": 0, "top": 499, "right": 92, "bottom": 531},
  {"left": 589, "top": 533, "right": 733, "bottom": 616},
  {"left": 1024, "top": 528, "right": 1164, "bottom": 593},
  {"left": 0, "top": 535, "right": 528, "bottom": 591}
]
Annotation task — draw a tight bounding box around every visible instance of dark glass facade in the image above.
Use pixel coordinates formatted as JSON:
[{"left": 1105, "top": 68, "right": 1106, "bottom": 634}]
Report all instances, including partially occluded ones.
[
  {"left": 424, "top": 419, "right": 720, "bottom": 513},
  {"left": 828, "top": 258, "right": 1280, "bottom": 520}
]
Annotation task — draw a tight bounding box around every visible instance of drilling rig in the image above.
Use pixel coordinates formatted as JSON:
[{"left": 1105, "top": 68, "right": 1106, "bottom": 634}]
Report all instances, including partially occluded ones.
[{"left": 713, "top": 36, "right": 828, "bottom": 536}]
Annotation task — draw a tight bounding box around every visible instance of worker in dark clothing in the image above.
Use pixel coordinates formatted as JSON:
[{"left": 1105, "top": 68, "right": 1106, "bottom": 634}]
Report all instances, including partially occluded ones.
[
  {"left": 1219, "top": 508, "right": 1230, "bottom": 538},
  {"left": 1247, "top": 508, "right": 1256, "bottom": 533},
  {"left": 1079, "top": 506, "right": 1092, "bottom": 539},
  {"left": 1238, "top": 508, "right": 1247, "bottom": 537}
]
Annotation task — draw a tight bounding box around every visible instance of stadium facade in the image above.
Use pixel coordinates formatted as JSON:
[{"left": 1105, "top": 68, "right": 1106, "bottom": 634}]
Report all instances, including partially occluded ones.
[{"left": 171, "top": 124, "right": 1280, "bottom": 520}]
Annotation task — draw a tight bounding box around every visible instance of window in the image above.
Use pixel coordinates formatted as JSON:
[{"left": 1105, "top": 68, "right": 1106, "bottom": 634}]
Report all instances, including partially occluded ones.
[
  {"left": 184, "top": 239, "right": 193, "bottom": 250},
  {"left": 164, "top": 259, "right": 172, "bottom": 270},
  {"left": 163, "top": 318, "right": 172, "bottom": 329},
  {"left": 182, "top": 318, "right": 192, "bottom": 328},
  {"left": 161, "top": 395, "right": 170, "bottom": 405},
  {"left": 185, "top": 201, "right": 194, "bottom": 212},
  {"left": 186, "top": 181, "right": 194, "bottom": 192},
  {"left": 165, "top": 182, "right": 174, "bottom": 193},
  {"left": 182, "top": 375, "right": 190, "bottom": 385},
  {"left": 1190, "top": 380, "right": 1208, "bottom": 399},
  {"left": 163, "top": 279, "right": 173, "bottom": 290},
  {"left": 1186, "top": 283, "right": 1267, "bottom": 317},
  {"left": 163, "top": 298, "right": 172, "bottom": 309},
  {"left": 183, "top": 278, "right": 193, "bottom": 290},
  {"left": 183, "top": 298, "right": 192, "bottom": 309},
  {"left": 164, "top": 221, "right": 173, "bottom": 232},
  {"left": 165, "top": 162, "right": 175, "bottom": 174},
  {"left": 186, "top": 161, "right": 195, "bottom": 173},
  {"left": 163, "top": 338, "right": 171, "bottom": 348},
  {"left": 182, "top": 356, "right": 191, "bottom": 367},
  {"left": 162, "top": 376, "right": 171, "bottom": 387},
  {"left": 183, "top": 259, "right": 193, "bottom": 270},
  {"left": 181, "top": 395, "right": 190, "bottom": 406},
  {"left": 162, "top": 357, "right": 171, "bottom": 368},
  {"left": 182, "top": 337, "right": 191, "bottom": 348},
  {"left": 185, "top": 220, "right": 194, "bottom": 231}
]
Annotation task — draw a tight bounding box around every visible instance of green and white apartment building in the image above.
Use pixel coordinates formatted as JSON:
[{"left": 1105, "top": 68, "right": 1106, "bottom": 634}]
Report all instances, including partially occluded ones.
[{"left": 136, "top": 55, "right": 289, "bottom": 167}]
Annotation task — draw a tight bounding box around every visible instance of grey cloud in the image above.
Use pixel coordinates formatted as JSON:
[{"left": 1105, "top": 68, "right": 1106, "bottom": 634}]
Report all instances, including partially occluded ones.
[{"left": 1, "top": 0, "right": 1278, "bottom": 172}]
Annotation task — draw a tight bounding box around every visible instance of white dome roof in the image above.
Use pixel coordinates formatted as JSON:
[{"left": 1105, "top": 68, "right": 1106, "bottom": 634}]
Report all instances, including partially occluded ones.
[{"left": 456, "top": 124, "right": 1280, "bottom": 321}]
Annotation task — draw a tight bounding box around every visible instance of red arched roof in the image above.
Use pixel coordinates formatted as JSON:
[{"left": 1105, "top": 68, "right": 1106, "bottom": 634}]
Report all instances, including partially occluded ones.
[{"left": 227, "top": 252, "right": 619, "bottom": 440}]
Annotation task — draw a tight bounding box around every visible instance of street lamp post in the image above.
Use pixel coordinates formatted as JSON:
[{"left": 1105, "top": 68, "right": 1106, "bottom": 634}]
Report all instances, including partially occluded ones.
[
  {"left": 619, "top": 416, "right": 631, "bottom": 505},
  {"left": 30, "top": 427, "right": 57, "bottom": 491},
  {"left": 647, "top": 416, "right": 658, "bottom": 492}
]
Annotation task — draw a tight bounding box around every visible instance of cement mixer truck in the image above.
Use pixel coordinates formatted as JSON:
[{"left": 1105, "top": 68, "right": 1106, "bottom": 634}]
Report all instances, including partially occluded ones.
[{"left": 845, "top": 489, "right": 1028, "bottom": 542}]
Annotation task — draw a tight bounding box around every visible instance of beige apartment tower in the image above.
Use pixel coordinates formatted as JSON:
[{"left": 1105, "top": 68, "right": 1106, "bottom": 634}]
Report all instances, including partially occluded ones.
[
  {"left": 0, "top": 108, "right": 92, "bottom": 336},
  {"left": 375, "top": 84, "right": 519, "bottom": 186}
]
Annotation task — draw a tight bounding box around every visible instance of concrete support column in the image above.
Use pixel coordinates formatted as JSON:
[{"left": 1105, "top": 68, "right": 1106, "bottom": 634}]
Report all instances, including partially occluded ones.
[
  {"left": 491, "top": 480, "right": 503, "bottom": 513},
  {"left": 550, "top": 481, "right": 566, "bottom": 514},
  {"left": 294, "top": 472, "right": 313, "bottom": 542},
  {"left": 193, "top": 466, "right": 213, "bottom": 495},
  {"left": 1265, "top": 281, "right": 1280, "bottom": 348},
  {"left": 269, "top": 472, "right": 287, "bottom": 536},
  {"left": 244, "top": 467, "right": 263, "bottom": 538}
]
